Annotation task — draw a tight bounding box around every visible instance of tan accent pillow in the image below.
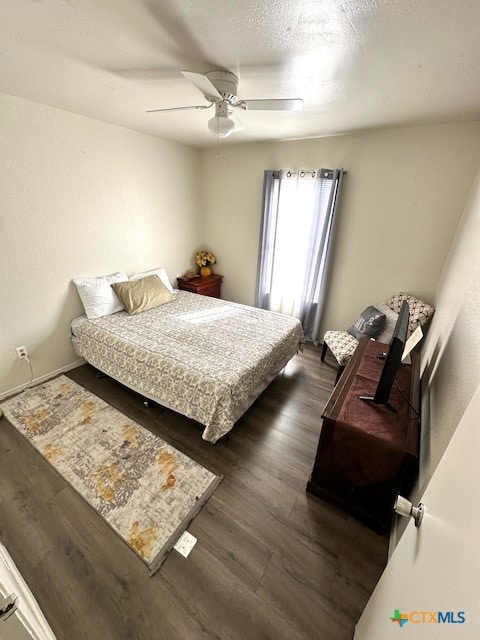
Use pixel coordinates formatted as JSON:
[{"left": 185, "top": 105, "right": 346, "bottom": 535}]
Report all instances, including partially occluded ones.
[{"left": 112, "top": 275, "right": 173, "bottom": 315}]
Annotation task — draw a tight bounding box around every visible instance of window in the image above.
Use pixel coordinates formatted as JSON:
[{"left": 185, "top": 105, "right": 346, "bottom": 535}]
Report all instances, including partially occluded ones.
[{"left": 256, "top": 168, "right": 344, "bottom": 343}]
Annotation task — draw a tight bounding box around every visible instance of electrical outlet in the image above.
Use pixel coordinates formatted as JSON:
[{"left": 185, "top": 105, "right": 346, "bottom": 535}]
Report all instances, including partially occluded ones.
[
  {"left": 15, "top": 346, "right": 28, "bottom": 359},
  {"left": 173, "top": 531, "right": 197, "bottom": 558}
]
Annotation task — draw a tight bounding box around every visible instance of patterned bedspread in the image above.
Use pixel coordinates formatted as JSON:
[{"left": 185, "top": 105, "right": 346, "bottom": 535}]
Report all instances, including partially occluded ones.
[{"left": 71, "top": 291, "right": 304, "bottom": 442}]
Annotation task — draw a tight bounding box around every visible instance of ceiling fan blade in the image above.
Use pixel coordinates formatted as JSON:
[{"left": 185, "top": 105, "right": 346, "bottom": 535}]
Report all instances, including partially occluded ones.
[
  {"left": 180, "top": 71, "right": 222, "bottom": 101},
  {"left": 146, "top": 104, "right": 212, "bottom": 113},
  {"left": 241, "top": 98, "right": 304, "bottom": 111}
]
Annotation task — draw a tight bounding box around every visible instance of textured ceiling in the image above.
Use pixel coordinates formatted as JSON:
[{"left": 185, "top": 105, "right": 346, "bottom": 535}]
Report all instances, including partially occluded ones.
[{"left": 1, "top": 0, "right": 480, "bottom": 148}]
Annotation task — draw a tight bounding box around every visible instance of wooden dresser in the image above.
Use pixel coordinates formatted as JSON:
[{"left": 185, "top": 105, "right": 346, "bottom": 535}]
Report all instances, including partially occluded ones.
[
  {"left": 307, "top": 338, "right": 420, "bottom": 532},
  {"left": 176, "top": 274, "right": 223, "bottom": 298}
]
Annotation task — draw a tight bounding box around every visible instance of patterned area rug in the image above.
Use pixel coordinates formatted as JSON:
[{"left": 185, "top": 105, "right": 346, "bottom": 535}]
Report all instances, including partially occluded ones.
[{"left": 0, "top": 375, "right": 221, "bottom": 574}]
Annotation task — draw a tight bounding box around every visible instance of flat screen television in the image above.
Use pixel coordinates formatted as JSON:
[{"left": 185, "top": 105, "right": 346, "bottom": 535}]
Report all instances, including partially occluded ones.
[{"left": 359, "top": 300, "right": 410, "bottom": 413}]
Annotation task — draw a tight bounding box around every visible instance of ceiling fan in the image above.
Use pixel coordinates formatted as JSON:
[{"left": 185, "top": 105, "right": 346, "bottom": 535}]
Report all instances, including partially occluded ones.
[{"left": 146, "top": 70, "right": 304, "bottom": 138}]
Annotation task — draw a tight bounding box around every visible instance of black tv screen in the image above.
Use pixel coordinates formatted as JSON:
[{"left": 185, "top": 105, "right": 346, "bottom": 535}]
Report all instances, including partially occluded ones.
[{"left": 360, "top": 300, "right": 410, "bottom": 412}]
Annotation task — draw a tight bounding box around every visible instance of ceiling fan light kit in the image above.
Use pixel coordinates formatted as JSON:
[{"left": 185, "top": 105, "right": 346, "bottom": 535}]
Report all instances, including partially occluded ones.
[
  {"left": 207, "top": 115, "right": 235, "bottom": 138},
  {"left": 147, "top": 69, "right": 304, "bottom": 139},
  {"left": 207, "top": 100, "right": 236, "bottom": 138}
]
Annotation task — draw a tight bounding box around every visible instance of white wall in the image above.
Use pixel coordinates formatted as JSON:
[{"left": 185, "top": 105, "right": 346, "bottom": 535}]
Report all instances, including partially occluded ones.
[
  {"left": 0, "top": 93, "right": 201, "bottom": 398},
  {"left": 200, "top": 123, "right": 480, "bottom": 339},
  {"left": 418, "top": 162, "right": 480, "bottom": 492},
  {"left": 356, "top": 164, "right": 480, "bottom": 634}
]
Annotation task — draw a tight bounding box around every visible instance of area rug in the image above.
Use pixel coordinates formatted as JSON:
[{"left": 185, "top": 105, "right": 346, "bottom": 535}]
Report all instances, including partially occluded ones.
[{"left": 0, "top": 375, "right": 222, "bottom": 575}]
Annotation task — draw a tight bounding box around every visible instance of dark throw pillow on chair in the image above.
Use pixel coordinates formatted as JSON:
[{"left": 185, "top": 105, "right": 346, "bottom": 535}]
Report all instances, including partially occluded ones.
[{"left": 348, "top": 306, "right": 386, "bottom": 340}]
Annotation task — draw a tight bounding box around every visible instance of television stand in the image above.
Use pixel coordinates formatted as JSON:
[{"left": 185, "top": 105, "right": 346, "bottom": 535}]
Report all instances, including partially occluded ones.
[{"left": 308, "top": 338, "right": 420, "bottom": 532}]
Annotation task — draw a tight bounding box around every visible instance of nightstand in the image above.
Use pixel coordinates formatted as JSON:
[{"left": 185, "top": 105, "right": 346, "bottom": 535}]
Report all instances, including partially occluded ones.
[{"left": 176, "top": 274, "right": 223, "bottom": 298}]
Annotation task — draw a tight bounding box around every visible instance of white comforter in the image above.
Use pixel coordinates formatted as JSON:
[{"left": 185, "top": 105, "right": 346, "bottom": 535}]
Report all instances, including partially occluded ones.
[{"left": 71, "top": 291, "right": 304, "bottom": 442}]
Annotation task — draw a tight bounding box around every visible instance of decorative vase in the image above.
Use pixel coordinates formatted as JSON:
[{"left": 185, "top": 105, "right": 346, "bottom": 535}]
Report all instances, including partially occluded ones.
[{"left": 200, "top": 265, "right": 212, "bottom": 277}]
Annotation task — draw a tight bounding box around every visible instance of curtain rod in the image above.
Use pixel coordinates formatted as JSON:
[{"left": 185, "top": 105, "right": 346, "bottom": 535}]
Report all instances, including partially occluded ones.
[{"left": 283, "top": 168, "right": 348, "bottom": 177}]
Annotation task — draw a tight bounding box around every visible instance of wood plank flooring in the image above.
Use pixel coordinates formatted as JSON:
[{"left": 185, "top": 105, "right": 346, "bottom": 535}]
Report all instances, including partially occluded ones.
[{"left": 0, "top": 345, "right": 388, "bottom": 640}]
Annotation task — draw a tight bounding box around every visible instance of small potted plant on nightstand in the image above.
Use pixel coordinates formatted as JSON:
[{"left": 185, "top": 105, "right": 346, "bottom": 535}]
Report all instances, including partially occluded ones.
[{"left": 195, "top": 249, "right": 217, "bottom": 277}]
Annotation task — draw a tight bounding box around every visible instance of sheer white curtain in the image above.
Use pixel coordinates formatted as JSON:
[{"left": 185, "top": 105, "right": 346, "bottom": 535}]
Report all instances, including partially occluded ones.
[{"left": 256, "top": 168, "right": 344, "bottom": 343}]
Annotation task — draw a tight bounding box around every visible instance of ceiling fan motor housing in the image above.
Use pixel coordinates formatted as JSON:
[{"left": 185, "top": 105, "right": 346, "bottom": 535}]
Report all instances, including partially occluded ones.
[
  {"left": 206, "top": 71, "right": 239, "bottom": 105},
  {"left": 214, "top": 101, "right": 230, "bottom": 117}
]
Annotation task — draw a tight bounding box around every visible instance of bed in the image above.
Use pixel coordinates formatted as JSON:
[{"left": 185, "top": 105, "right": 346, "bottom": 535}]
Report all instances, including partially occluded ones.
[{"left": 71, "top": 290, "right": 304, "bottom": 442}]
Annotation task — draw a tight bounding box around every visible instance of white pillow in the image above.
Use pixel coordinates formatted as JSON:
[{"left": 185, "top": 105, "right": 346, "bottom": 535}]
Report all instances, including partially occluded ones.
[
  {"left": 129, "top": 267, "right": 174, "bottom": 293},
  {"left": 73, "top": 272, "right": 128, "bottom": 319},
  {"left": 375, "top": 302, "right": 399, "bottom": 344}
]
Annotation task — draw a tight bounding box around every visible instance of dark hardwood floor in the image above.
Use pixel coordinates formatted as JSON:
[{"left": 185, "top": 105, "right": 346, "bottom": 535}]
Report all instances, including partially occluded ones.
[{"left": 0, "top": 345, "right": 388, "bottom": 639}]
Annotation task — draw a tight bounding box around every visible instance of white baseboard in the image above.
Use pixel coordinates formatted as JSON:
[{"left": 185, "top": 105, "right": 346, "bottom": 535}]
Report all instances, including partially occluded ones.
[{"left": 0, "top": 359, "right": 85, "bottom": 402}]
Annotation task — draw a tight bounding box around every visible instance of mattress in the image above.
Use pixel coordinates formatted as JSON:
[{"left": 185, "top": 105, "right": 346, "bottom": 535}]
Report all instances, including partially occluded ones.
[{"left": 71, "top": 291, "right": 304, "bottom": 442}]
